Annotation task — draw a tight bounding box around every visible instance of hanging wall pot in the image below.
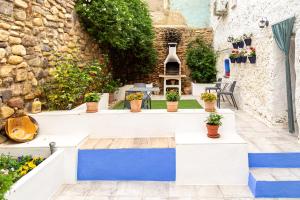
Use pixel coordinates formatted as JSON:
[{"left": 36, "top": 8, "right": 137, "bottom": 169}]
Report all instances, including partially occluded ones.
[
  {"left": 241, "top": 56, "right": 247, "bottom": 63},
  {"left": 232, "top": 42, "right": 239, "bottom": 49},
  {"left": 244, "top": 38, "right": 252, "bottom": 46},
  {"left": 238, "top": 41, "right": 244, "bottom": 48},
  {"left": 236, "top": 57, "right": 242, "bottom": 63},
  {"left": 248, "top": 56, "right": 256, "bottom": 64}
]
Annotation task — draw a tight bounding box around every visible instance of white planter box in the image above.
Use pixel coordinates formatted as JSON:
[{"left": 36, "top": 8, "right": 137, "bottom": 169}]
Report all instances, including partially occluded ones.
[
  {"left": 192, "top": 83, "right": 215, "bottom": 96},
  {"left": 5, "top": 150, "right": 65, "bottom": 200}
]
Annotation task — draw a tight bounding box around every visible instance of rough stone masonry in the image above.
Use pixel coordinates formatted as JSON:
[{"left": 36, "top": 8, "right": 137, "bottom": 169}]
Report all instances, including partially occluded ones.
[{"left": 0, "top": 0, "right": 101, "bottom": 128}]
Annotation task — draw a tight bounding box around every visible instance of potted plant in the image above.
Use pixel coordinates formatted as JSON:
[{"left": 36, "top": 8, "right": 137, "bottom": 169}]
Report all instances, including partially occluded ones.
[
  {"left": 84, "top": 92, "right": 100, "bottom": 113},
  {"left": 166, "top": 90, "right": 180, "bottom": 112},
  {"left": 229, "top": 50, "right": 238, "bottom": 63},
  {"left": 102, "top": 80, "right": 120, "bottom": 104},
  {"left": 206, "top": 113, "right": 223, "bottom": 138},
  {"left": 236, "top": 37, "right": 244, "bottom": 48},
  {"left": 227, "top": 36, "right": 238, "bottom": 49},
  {"left": 235, "top": 50, "right": 242, "bottom": 63},
  {"left": 248, "top": 47, "right": 256, "bottom": 64},
  {"left": 201, "top": 92, "right": 217, "bottom": 112},
  {"left": 239, "top": 49, "right": 247, "bottom": 63},
  {"left": 126, "top": 92, "right": 144, "bottom": 112},
  {"left": 243, "top": 33, "right": 253, "bottom": 46}
]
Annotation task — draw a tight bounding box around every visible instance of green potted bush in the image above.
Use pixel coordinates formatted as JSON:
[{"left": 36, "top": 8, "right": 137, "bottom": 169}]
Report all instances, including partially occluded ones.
[
  {"left": 102, "top": 80, "right": 120, "bottom": 104},
  {"left": 166, "top": 90, "right": 180, "bottom": 112},
  {"left": 126, "top": 92, "right": 144, "bottom": 112},
  {"left": 201, "top": 92, "right": 217, "bottom": 112},
  {"left": 84, "top": 93, "right": 100, "bottom": 113},
  {"left": 205, "top": 113, "right": 223, "bottom": 138}
]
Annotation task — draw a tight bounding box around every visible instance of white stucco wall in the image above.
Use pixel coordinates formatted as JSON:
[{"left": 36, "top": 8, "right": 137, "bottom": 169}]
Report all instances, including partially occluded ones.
[{"left": 211, "top": 0, "right": 300, "bottom": 128}]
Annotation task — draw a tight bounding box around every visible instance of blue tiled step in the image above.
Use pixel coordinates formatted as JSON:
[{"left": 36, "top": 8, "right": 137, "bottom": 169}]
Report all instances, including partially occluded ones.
[
  {"left": 249, "top": 168, "right": 300, "bottom": 198},
  {"left": 77, "top": 148, "right": 176, "bottom": 181}
]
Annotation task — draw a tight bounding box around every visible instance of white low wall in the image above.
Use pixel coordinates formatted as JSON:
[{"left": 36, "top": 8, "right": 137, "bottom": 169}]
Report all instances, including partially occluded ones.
[
  {"left": 192, "top": 83, "right": 215, "bottom": 96},
  {"left": 5, "top": 150, "right": 65, "bottom": 200},
  {"left": 31, "top": 109, "right": 236, "bottom": 138}
]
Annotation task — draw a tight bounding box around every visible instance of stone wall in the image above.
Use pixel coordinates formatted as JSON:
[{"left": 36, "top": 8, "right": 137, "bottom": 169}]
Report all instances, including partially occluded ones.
[
  {"left": 0, "top": 0, "right": 100, "bottom": 125},
  {"left": 211, "top": 0, "right": 300, "bottom": 128},
  {"left": 139, "top": 26, "right": 213, "bottom": 93}
]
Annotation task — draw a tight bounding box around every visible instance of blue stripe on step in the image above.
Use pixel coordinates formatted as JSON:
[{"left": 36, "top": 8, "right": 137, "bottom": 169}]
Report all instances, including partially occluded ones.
[
  {"left": 248, "top": 153, "right": 300, "bottom": 168},
  {"left": 255, "top": 180, "right": 300, "bottom": 198},
  {"left": 248, "top": 173, "right": 257, "bottom": 196},
  {"left": 77, "top": 148, "right": 176, "bottom": 181}
]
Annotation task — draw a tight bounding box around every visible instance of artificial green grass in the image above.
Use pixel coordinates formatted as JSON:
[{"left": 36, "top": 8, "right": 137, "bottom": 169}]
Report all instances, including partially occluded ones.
[{"left": 112, "top": 100, "right": 202, "bottom": 110}]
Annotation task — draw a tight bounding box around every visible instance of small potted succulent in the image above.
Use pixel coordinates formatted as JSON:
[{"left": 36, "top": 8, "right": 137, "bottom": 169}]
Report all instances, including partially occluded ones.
[
  {"left": 201, "top": 92, "right": 217, "bottom": 112},
  {"left": 229, "top": 50, "right": 238, "bottom": 63},
  {"left": 239, "top": 49, "right": 247, "bottom": 63},
  {"left": 206, "top": 113, "right": 223, "bottom": 138},
  {"left": 84, "top": 92, "right": 101, "bottom": 113},
  {"left": 126, "top": 92, "right": 144, "bottom": 112},
  {"left": 166, "top": 90, "right": 180, "bottom": 112},
  {"left": 243, "top": 33, "right": 253, "bottom": 46},
  {"left": 227, "top": 36, "right": 238, "bottom": 49},
  {"left": 248, "top": 47, "right": 256, "bottom": 64}
]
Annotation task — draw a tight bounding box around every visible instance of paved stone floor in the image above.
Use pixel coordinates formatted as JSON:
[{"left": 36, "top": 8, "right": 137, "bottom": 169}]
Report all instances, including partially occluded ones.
[{"left": 53, "top": 96, "right": 300, "bottom": 200}]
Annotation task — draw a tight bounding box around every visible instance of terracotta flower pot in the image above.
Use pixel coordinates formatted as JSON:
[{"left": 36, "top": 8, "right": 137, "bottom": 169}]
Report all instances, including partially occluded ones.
[
  {"left": 204, "top": 101, "right": 216, "bottom": 112},
  {"left": 206, "top": 124, "right": 220, "bottom": 138},
  {"left": 109, "top": 93, "right": 114, "bottom": 104},
  {"left": 167, "top": 101, "right": 178, "bottom": 112},
  {"left": 130, "top": 100, "right": 142, "bottom": 112},
  {"left": 86, "top": 102, "right": 99, "bottom": 113}
]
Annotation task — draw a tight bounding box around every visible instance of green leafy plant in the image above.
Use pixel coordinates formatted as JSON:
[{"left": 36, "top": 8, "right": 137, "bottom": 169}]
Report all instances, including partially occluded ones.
[
  {"left": 186, "top": 38, "right": 217, "bottom": 83},
  {"left": 0, "top": 155, "right": 44, "bottom": 199},
  {"left": 239, "top": 49, "right": 247, "bottom": 57},
  {"left": 84, "top": 93, "right": 100, "bottom": 103},
  {"left": 201, "top": 93, "right": 217, "bottom": 102},
  {"left": 75, "top": 0, "right": 157, "bottom": 83},
  {"left": 42, "top": 54, "right": 116, "bottom": 110},
  {"left": 126, "top": 92, "right": 144, "bottom": 101},
  {"left": 102, "top": 79, "right": 120, "bottom": 93},
  {"left": 206, "top": 113, "right": 223, "bottom": 126},
  {"left": 166, "top": 91, "right": 180, "bottom": 102}
]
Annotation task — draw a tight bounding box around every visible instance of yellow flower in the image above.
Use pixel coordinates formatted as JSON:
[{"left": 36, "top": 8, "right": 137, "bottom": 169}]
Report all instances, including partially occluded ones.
[
  {"left": 28, "top": 161, "right": 36, "bottom": 169},
  {"left": 20, "top": 170, "right": 27, "bottom": 176}
]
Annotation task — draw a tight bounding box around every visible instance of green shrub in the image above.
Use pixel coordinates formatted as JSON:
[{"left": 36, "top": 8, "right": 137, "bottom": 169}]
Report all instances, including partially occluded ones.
[
  {"left": 75, "top": 0, "right": 157, "bottom": 83},
  {"left": 206, "top": 113, "right": 223, "bottom": 126},
  {"left": 186, "top": 38, "right": 217, "bottom": 83},
  {"left": 84, "top": 93, "right": 100, "bottom": 102},
  {"left": 166, "top": 91, "right": 180, "bottom": 102},
  {"left": 126, "top": 92, "right": 144, "bottom": 101},
  {"left": 42, "top": 55, "right": 114, "bottom": 110},
  {"left": 201, "top": 92, "right": 217, "bottom": 102}
]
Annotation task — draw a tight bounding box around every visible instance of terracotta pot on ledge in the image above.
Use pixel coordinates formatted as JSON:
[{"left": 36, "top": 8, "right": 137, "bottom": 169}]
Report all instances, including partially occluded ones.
[
  {"left": 206, "top": 124, "right": 220, "bottom": 138},
  {"left": 204, "top": 101, "right": 216, "bottom": 112},
  {"left": 86, "top": 102, "right": 99, "bottom": 113},
  {"left": 167, "top": 101, "right": 178, "bottom": 112},
  {"left": 130, "top": 100, "right": 142, "bottom": 112}
]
